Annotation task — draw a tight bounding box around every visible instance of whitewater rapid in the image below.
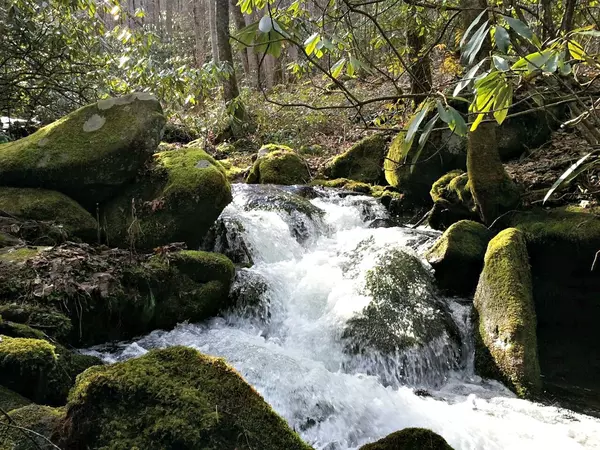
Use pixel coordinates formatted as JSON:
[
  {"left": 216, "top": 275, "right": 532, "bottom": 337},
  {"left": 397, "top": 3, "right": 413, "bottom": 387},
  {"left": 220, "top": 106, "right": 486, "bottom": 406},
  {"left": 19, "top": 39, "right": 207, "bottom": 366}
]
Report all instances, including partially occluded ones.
[{"left": 87, "top": 184, "right": 600, "bottom": 449}]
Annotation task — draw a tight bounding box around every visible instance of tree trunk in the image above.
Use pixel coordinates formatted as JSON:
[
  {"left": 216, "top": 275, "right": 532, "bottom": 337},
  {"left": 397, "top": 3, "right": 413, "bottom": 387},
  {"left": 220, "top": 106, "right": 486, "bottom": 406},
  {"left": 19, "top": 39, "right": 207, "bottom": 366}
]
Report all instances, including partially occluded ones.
[
  {"left": 230, "top": 0, "right": 250, "bottom": 76},
  {"left": 165, "top": 0, "right": 173, "bottom": 39},
  {"left": 245, "top": 11, "right": 260, "bottom": 88},
  {"left": 193, "top": 0, "right": 206, "bottom": 67},
  {"left": 406, "top": 28, "right": 431, "bottom": 106},
  {"left": 208, "top": 0, "right": 219, "bottom": 61},
  {"left": 541, "top": 0, "right": 555, "bottom": 40},
  {"left": 561, "top": 0, "right": 577, "bottom": 34},
  {"left": 216, "top": 0, "right": 242, "bottom": 118}
]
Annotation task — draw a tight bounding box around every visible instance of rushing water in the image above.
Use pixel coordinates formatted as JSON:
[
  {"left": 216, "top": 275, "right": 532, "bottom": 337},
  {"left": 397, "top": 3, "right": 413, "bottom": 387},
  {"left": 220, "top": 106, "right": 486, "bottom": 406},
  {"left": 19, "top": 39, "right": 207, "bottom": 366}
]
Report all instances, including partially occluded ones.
[{"left": 87, "top": 184, "right": 600, "bottom": 450}]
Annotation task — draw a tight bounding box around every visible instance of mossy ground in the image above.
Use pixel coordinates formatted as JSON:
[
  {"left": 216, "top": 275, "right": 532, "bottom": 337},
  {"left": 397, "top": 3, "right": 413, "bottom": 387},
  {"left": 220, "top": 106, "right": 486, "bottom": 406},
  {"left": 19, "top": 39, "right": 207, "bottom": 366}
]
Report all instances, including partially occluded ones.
[
  {"left": 62, "top": 347, "right": 311, "bottom": 450},
  {"left": 0, "top": 93, "right": 165, "bottom": 208},
  {"left": 473, "top": 228, "right": 541, "bottom": 398},
  {"left": 104, "top": 146, "right": 232, "bottom": 250},
  {"left": 359, "top": 428, "right": 453, "bottom": 450}
]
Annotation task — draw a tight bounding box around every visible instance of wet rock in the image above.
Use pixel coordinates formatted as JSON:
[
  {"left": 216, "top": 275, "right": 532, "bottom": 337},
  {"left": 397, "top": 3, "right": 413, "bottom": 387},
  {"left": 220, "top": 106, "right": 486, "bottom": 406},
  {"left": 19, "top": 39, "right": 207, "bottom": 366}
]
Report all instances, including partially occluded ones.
[
  {"left": 0, "top": 93, "right": 165, "bottom": 208},
  {"left": 103, "top": 146, "right": 232, "bottom": 250},
  {"left": 359, "top": 428, "right": 453, "bottom": 449},
  {"left": 0, "top": 385, "right": 31, "bottom": 413},
  {"left": 202, "top": 214, "right": 253, "bottom": 265},
  {"left": 474, "top": 228, "right": 541, "bottom": 398},
  {"left": 60, "top": 347, "right": 311, "bottom": 450},
  {"left": 246, "top": 144, "right": 310, "bottom": 185},
  {"left": 426, "top": 220, "right": 491, "bottom": 295},
  {"left": 229, "top": 269, "right": 271, "bottom": 322},
  {"left": 0, "top": 404, "right": 64, "bottom": 450}
]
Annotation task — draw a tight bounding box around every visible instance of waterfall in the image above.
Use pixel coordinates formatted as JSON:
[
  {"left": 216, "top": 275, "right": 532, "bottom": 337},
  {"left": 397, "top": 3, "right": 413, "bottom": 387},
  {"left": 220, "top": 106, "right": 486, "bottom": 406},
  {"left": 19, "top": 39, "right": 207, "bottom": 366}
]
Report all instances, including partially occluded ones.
[{"left": 86, "top": 184, "right": 600, "bottom": 450}]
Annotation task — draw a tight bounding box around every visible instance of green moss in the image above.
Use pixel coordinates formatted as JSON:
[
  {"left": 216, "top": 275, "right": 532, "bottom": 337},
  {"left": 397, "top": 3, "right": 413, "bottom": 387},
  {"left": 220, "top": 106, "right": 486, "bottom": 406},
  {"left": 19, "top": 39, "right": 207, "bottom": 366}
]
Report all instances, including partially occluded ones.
[
  {"left": 104, "top": 146, "right": 232, "bottom": 249},
  {"left": 0, "top": 232, "right": 22, "bottom": 248},
  {"left": 0, "top": 321, "right": 46, "bottom": 340},
  {"left": 0, "top": 336, "right": 57, "bottom": 402},
  {"left": 62, "top": 347, "right": 311, "bottom": 450},
  {"left": 311, "top": 178, "right": 373, "bottom": 194},
  {"left": 0, "top": 304, "right": 72, "bottom": 342},
  {"left": 0, "top": 93, "right": 165, "bottom": 209},
  {"left": 473, "top": 228, "right": 541, "bottom": 398},
  {"left": 322, "top": 134, "right": 387, "bottom": 184},
  {"left": 246, "top": 146, "right": 310, "bottom": 185},
  {"left": 1, "top": 404, "right": 64, "bottom": 450},
  {"left": 359, "top": 428, "right": 454, "bottom": 450},
  {"left": 430, "top": 170, "right": 465, "bottom": 203},
  {"left": 0, "top": 385, "right": 31, "bottom": 413},
  {"left": 0, "top": 187, "right": 97, "bottom": 242},
  {"left": 425, "top": 220, "right": 491, "bottom": 295},
  {"left": 0, "top": 247, "right": 47, "bottom": 263}
]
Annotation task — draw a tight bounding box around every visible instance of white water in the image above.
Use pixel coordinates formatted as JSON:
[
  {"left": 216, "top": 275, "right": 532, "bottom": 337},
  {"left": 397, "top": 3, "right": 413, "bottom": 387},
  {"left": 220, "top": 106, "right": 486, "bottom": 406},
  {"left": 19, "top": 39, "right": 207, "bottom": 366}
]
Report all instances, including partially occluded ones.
[{"left": 89, "top": 184, "right": 600, "bottom": 450}]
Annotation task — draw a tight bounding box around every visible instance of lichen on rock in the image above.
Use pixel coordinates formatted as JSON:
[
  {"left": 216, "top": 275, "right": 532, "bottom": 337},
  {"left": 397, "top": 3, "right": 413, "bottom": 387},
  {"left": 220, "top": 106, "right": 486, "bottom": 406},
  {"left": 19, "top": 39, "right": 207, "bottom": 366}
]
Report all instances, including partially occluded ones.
[
  {"left": 0, "top": 93, "right": 166, "bottom": 209},
  {"left": 473, "top": 228, "right": 541, "bottom": 398},
  {"left": 61, "top": 346, "right": 311, "bottom": 450},
  {"left": 246, "top": 144, "right": 310, "bottom": 185}
]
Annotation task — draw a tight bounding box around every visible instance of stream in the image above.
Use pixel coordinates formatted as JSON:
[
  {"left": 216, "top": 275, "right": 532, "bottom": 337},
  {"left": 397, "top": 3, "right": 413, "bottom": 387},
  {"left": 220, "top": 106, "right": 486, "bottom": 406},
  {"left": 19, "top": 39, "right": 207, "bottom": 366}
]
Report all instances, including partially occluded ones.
[{"left": 86, "top": 184, "right": 600, "bottom": 450}]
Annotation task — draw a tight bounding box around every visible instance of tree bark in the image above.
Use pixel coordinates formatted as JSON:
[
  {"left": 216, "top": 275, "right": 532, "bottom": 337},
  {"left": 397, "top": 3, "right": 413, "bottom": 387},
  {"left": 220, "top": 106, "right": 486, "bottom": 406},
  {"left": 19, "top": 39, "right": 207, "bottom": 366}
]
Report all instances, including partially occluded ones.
[
  {"left": 208, "top": 0, "right": 219, "bottom": 61},
  {"left": 230, "top": 0, "right": 250, "bottom": 76},
  {"left": 561, "top": 0, "right": 577, "bottom": 34},
  {"left": 165, "top": 0, "right": 173, "bottom": 39},
  {"left": 541, "top": 0, "right": 555, "bottom": 40},
  {"left": 193, "top": 0, "right": 206, "bottom": 67},
  {"left": 406, "top": 29, "right": 431, "bottom": 105},
  {"left": 215, "top": 0, "right": 241, "bottom": 105}
]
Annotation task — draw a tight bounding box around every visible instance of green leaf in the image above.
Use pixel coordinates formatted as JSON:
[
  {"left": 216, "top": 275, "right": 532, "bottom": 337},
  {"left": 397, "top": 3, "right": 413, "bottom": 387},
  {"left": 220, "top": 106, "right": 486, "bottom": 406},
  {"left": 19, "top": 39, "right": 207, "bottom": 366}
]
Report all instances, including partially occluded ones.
[
  {"left": 494, "top": 26, "right": 510, "bottom": 53},
  {"left": 331, "top": 58, "right": 346, "bottom": 78},
  {"left": 436, "top": 100, "right": 452, "bottom": 123},
  {"left": 462, "top": 21, "right": 490, "bottom": 65},
  {"left": 493, "top": 55, "right": 509, "bottom": 71},
  {"left": 304, "top": 33, "right": 321, "bottom": 56},
  {"left": 460, "top": 9, "right": 488, "bottom": 47},
  {"left": 410, "top": 114, "right": 439, "bottom": 174},
  {"left": 493, "top": 83, "right": 513, "bottom": 125},
  {"left": 543, "top": 153, "right": 595, "bottom": 204},
  {"left": 405, "top": 102, "right": 431, "bottom": 144},
  {"left": 448, "top": 107, "right": 467, "bottom": 136},
  {"left": 504, "top": 16, "right": 534, "bottom": 41},
  {"left": 453, "top": 59, "right": 486, "bottom": 97},
  {"left": 568, "top": 40, "right": 586, "bottom": 60}
]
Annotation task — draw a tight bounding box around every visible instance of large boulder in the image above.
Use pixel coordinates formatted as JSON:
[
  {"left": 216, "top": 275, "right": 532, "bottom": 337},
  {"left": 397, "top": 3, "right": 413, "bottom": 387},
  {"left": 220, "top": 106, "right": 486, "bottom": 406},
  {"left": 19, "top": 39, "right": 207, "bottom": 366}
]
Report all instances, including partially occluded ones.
[
  {"left": 0, "top": 385, "right": 31, "bottom": 413},
  {"left": 103, "top": 146, "right": 232, "bottom": 249},
  {"left": 0, "top": 335, "right": 100, "bottom": 405},
  {"left": 359, "top": 428, "right": 453, "bottom": 450},
  {"left": 61, "top": 347, "right": 311, "bottom": 450},
  {"left": 474, "top": 228, "right": 541, "bottom": 398},
  {"left": 0, "top": 93, "right": 165, "bottom": 208},
  {"left": 0, "top": 404, "right": 64, "bottom": 450},
  {"left": 322, "top": 134, "right": 388, "bottom": 184},
  {"left": 425, "top": 220, "right": 491, "bottom": 295},
  {"left": 342, "top": 249, "right": 461, "bottom": 386},
  {"left": 506, "top": 207, "right": 600, "bottom": 413},
  {"left": 0, "top": 244, "right": 234, "bottom": 346},
  {"left": 0, "top": 187, "right": 97, "bottom": 242},
  {"left": 246, "top": 144, "right": 310, "bottom": 185}
]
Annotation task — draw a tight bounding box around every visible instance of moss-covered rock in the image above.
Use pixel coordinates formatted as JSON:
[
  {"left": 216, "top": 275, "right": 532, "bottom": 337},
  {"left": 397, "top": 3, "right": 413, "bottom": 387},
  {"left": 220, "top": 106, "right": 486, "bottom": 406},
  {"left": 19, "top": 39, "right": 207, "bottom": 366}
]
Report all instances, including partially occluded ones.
[
  {"left": 342, "top": 249, "right": 461, "bottom": 386},
  {"left": 61, "top": 347, "right": 311, "bottom": 450},
  {"left": 504, "top": 207, "right": 600, "bottom": 414},
  {"left": 384, "top": 126, "right": 466, "bottom": 203},
  {"left": 322, "top": 134, "right": 388, "bottom": 184},
  {"left": 104, "top": 146, "right": 232, "bottom": 249},
  {"left": 311, "top": 178, "right": 373, "bottom": 194},
  {"left": 246, "top": 145, "right": 310, "bottom": 185},
  {"left": 0, "top": 335, "right": 100, "bottom": 405},
  {"left": 0, "top": 247, "right": 48, "bottom": 264},
  {"left": 0, "top": 93, "right": 165, "bottom": 208},
  {"left": 428, "top": 171, "right": 479, "bottom": 230},
  {"left": 0, "top": 304, "right": 72, "bottom": 342},
  {"left": 0, "top": 404, "right": 64, "bottom": 450},
  {"left": 0, "top": 244, "right": 234, "bottom": 346},
  {"left": 0, "top": 385, "right": 31, "bottom": 413},
  {"left": 474, "top": 228, "right": 541, "bottom": 398},
  {"left": 426, "top": 220, "right": 491, "bottom": 295},
  {"left": 0, "top": 187, "right": 97, "bottom": 242},
  {"left": 359, "top": 428, "right": 454, "bottom": 450}
]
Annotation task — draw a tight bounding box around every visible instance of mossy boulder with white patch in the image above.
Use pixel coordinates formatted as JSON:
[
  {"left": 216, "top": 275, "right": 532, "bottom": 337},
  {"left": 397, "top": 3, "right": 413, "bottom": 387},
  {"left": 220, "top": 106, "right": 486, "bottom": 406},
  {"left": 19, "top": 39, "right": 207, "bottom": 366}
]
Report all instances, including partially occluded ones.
[
  {"left": 474, "top": 228, "right": 541, "bottom": 398},
  {"left": 246, "top": 144, "right": 310, "bottom": 185},
  {"left": 0, "top": 93, "right": 165, "bottom": 208},
  {"left": 61, "top": 347, "right": 312, "bottom": 450},
  {"left": 322, "top": 134, "right": 388, "bottom": 184},
  {"left": 103, "top": 146, "right": 232, "bottom": 249},
  {"left": 426, "top": 220, "right": 491, "bottom": 295},
  {"left": 359, "top": 428, "right": 454, "bottom": 450},
  {"left": 0, "top": 187, "right": 97, "bottom": 242}
]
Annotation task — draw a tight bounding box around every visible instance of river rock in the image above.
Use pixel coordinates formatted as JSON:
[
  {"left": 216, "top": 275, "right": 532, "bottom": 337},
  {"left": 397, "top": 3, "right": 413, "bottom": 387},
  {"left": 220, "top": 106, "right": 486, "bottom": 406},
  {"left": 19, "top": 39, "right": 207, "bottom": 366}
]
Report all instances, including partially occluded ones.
[
  {"left": 0, "top": 187, "right": 97, "bottom": 242},
  {"left": 0, "top": 243, "right": 234, "bottom": 346},
  {"left": 0, "top": 93, "right": 165, "bottom": 208},
  {"left": 359, "top": 428, "right": 454, "bottom": 449},
  {"left": 428, "top": 171, "right": 478, "bottom": 230},
  {"left": 246, "top": 144, "right": 310, "bottom": 185},
  {"left": 474, "top": 228, "right": 541, "bottom": 398},
  {"left": 322, "top": 134, "right": 388, "bottom": 184},
  {"left": 0, "top": 404, "right": 64, "bottom": 450},
  {"left": 342, "top": 249, "right": 461, "bottom": 386},
  {"left": 426, "top": 220, "right": 491, "bottom": 295},
  {"left": 103, "top": 146, "right": 232, "bottom": 249},
  {"left": 60, "top": 347, "right": 311, "bottom": 450},
  {"left": 0, "top": 385, "right": 31, "bottom": 413}
]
